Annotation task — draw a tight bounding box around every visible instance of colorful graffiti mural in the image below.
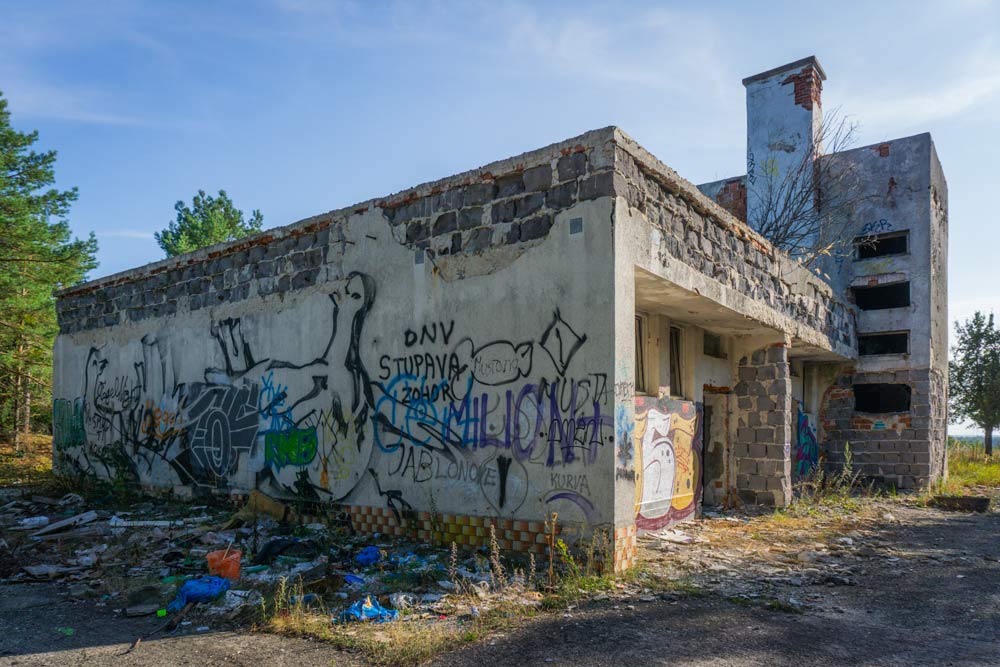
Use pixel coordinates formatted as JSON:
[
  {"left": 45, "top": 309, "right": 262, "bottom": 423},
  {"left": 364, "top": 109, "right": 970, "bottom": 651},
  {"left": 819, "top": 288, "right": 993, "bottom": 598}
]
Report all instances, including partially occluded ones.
[
  {"left": 633, "top": 397, "right": 702, "bottom": 531},
  {"left": 794, "top": 409, "right": 819, "bottom": 478},
  {"left": 52, "top": 272, "right": 613, "bottom": 527}
]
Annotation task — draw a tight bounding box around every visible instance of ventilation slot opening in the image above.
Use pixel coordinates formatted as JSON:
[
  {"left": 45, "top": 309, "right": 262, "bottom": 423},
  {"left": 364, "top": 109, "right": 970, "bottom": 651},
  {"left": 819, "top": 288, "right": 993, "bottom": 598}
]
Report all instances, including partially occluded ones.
[
  {"left": 858, "top": 332, "right": 909, "bottom": 356},
  {"left": 853, "top": 282, "right": 910, "bottom": 311},
  {"left": 854, "top": 383, "right": 911, "bottom": 413},
  {"left": 856, "top": 231, "right": 908, "bottom": 259}
]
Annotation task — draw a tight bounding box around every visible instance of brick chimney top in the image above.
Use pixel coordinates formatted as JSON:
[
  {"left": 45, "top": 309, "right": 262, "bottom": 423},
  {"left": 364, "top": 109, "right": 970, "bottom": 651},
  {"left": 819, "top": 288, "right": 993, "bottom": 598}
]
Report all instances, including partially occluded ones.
[{"left": 741, "top": 55, "right": 826, "bottom": 87}]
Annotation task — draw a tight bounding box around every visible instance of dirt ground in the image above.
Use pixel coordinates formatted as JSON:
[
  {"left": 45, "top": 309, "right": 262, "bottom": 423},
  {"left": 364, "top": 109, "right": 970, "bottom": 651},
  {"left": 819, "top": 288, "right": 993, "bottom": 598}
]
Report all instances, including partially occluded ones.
[{"left": 2, "top": 501, "right": 998, "bottom": 667}]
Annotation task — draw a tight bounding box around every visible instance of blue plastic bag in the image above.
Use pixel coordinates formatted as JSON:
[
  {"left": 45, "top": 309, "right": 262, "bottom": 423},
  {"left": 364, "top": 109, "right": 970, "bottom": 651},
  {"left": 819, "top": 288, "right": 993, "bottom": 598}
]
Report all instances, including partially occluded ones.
[
  {"left": 337, "top": 595, "right": 398, "bottom": 623},
  {"left": 355, "top": 546, "right": 382, "bottom": 567},
  {"left": 166, "top": 576, "right": 231, "bottom": 612}
]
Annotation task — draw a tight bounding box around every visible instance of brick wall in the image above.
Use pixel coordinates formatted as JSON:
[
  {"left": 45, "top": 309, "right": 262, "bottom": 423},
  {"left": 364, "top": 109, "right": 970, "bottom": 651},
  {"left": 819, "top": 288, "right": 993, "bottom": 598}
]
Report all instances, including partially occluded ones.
[{"left": 819, "top": 367, "right": 945, "bottom": 488}]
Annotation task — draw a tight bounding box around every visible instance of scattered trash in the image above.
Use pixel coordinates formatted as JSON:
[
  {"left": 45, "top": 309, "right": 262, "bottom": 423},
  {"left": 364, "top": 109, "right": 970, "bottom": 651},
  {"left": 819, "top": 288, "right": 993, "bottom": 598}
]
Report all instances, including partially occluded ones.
[
  {"left": 344, "top": 574, "right": 365, "bottom": 586},
  {"left": 18, "top": 516, "right": 49, "bottom": 529},
  {"left": 32, "top": 510, "right": 98, "bottom": 538},
  {"left": 389, "top": 592, "right": 417, "bottom": 610},
  {"left": 195, "top": 626, "right": 210, "bottom": 633},
  {"left": 253, "top": 537, "right": 321, "bottom": 565},
  {"left": 167, "top": 576, "right": 231, "bottom": 612},
  {"left": 337, "top": 596, "right": 398, "bottom": 623},
  {"left": 355, "top": 546, "right": 383, "bottom": 567},
  {"left": 126, "top": 585, "right": 163, "bottom": 617},
  {"left": 110, "top": 516, "right": 175, "bottom": 528},
  {"left": 55, "top": 627, "right": 75, "bottom": 637},
  {"left": 649, "top": 528, "right": 694, "bottom": 544},
  {"left": 206, "top": 548, "right": 241, "bottom": 581},
  {"left": 156, "top": 609, "right": 167, "bottom": 618}
]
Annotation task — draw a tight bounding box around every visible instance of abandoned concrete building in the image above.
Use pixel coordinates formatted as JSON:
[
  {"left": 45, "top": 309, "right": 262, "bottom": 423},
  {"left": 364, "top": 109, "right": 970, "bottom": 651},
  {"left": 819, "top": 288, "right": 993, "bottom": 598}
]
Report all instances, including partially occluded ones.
[{"left": 51, "top": 56, "right": 947, "bottom": 570}]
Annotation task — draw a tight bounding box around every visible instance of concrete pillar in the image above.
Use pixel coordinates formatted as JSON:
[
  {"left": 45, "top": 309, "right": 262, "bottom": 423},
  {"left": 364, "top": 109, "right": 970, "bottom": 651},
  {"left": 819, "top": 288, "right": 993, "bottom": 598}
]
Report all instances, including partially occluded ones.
[{"left": 732, "top": 336, "right": 793, "bottom": 506}]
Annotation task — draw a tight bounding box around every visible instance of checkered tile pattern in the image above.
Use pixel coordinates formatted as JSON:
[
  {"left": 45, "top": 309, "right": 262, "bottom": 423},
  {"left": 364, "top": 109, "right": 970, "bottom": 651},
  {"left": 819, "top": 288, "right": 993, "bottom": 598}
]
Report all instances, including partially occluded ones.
[{"left": 337, "top": 505, "right": 638, "bottom": 571}]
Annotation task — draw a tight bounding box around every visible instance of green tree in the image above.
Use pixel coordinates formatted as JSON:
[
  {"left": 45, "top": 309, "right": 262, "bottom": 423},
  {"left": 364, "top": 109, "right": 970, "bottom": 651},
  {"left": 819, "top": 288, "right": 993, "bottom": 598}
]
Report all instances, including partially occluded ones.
[
  {"left": 0, "top": 91, "right": 98, "bottom": 449},
  {"left": 155, "top": 189, "right": 263, "bottom": 257},
  {"left": 950, "top": 312, "right": 1000, "bottom": 456}
]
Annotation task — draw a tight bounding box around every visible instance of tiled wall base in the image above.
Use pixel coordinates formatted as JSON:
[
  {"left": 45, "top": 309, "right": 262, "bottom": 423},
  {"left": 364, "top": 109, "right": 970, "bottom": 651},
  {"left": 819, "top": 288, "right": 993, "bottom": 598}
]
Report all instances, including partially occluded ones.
[{"left": 342, "top": 505, "right": 638, "bottom": 572}]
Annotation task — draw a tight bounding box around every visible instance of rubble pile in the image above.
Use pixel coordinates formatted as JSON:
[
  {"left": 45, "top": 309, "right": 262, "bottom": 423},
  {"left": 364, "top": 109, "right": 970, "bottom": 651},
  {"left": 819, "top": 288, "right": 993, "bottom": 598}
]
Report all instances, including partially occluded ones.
[
  {"left": 636, "top": 506, "right": 913, "bottom": 611},
  {"left": 0, "top": 489, "right": 545, "bottom": 641}
]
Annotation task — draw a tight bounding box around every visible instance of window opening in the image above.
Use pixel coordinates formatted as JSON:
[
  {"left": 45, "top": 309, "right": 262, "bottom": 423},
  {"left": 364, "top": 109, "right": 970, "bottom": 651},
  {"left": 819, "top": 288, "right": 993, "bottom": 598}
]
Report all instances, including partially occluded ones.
[
  {"left": 634, "top": 315, "right": 647, "bottom": 394},
  {"left": 858, "top": 332, "right": 909, "bottom": 356},
  {"left": 703, "top": 332, "right": 726, "bottom": 359},
  {"left": 854, "top": 383, "right": 911, "bottom": 413},
  {"left": 856, "top": 231, "right": 908, "bottom": 260},
  {"left": 853, "top": 282, "right": 910, "bottom": 311},
  {"left": 669, "top": 326, "right": 683, "bottom": 398}
]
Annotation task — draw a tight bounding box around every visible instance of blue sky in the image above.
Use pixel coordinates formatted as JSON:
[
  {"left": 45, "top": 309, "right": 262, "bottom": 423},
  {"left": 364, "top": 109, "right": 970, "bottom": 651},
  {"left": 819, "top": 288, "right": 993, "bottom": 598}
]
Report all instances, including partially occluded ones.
[{"left": 3, "top": 1, "right": 998, "bottom": 430}]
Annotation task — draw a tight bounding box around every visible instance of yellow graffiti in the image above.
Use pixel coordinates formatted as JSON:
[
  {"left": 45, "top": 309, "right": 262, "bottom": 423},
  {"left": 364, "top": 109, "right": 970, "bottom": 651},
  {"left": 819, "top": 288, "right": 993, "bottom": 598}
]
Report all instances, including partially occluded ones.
[{"left": 670, "top": 412, "right": 697, "bottom": 511}]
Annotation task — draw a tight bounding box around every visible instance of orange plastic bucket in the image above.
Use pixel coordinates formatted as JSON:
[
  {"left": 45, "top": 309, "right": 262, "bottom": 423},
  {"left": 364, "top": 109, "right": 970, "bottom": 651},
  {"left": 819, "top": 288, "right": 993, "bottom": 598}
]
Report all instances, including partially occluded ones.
[{"left": 206, "top": 549, "right": 242, "bottom": 581}]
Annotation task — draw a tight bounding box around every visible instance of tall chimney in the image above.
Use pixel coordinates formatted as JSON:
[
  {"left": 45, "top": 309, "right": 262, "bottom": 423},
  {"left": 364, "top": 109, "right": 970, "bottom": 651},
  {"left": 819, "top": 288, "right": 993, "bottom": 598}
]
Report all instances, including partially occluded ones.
[{"left": 742, "top": 56, "right": 826, "bottom": 239}]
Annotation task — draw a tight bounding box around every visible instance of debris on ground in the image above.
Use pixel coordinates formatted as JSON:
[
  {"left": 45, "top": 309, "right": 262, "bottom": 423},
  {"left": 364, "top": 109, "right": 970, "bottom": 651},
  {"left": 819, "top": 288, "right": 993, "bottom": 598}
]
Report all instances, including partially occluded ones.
[
  {"left": 338, "top": 595, "right": 398, "bottom": 623},
  {"left": 0, "top": 486, "right": 544, "bottom": 635}
]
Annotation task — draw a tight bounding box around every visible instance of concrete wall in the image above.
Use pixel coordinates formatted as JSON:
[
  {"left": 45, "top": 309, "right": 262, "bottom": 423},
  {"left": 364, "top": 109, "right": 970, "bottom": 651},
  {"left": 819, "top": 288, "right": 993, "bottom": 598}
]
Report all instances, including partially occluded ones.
[
  {"left": 53, "top": 129, "right": 625, "bottom": 553},
  {"left": 610, "top": 129, "right": 854, "bottom": 518},
  {"left": 816, "top": 133, "right": 948, "bottom": 487},
  {"left": 53, "top": 125, "right": 863, "bottom": 569},
  {"left": 744, "top": 56, "right": 824, "bottom": 238}
]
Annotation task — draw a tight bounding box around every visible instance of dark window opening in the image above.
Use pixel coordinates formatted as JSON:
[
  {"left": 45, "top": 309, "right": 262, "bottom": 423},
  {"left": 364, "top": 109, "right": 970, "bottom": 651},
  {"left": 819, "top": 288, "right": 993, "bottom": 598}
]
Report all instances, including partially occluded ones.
[
  {"left": 855, "top": 231, "right": 908, "bottom": 259},
  {"left": 703, "top": 332, "right": 726, "bottom": 359},
  {"left": 634, "top": 315, "right": 647, "bottom": 394},
  {"left": 854, "top": 383, "right": 911, "bottom": 413},
  {"left": 858, "top": 332, "right": 909, "bottom": 356},
  {"left": 853, "top": 282, "right": 910, "bottom": 311},
  {"left": 669, "top": 326, "right": 683, "bottom": 398}
]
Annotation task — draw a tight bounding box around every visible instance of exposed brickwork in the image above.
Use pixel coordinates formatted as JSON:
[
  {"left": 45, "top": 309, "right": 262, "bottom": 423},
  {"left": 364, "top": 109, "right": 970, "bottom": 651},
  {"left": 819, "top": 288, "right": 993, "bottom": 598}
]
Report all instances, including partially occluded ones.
[
  {"left": 714, "top": 178, "right": 747, "bottom": 222},
  {"left": 781, "top": 65, "right": 823, "bottom": 111},
  {"left": 732, "top": 343, "right": 793, "bottom": 506},
  {"left": 819, "top": 368, "right": 946, "bottom": 488}
]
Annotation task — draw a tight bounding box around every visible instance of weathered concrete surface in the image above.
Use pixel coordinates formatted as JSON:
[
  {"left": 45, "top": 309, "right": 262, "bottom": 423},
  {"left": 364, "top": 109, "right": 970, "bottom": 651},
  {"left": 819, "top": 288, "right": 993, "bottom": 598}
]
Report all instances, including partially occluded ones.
[{"left": 52, "top": 124, "right": 857, "bottom": 555}]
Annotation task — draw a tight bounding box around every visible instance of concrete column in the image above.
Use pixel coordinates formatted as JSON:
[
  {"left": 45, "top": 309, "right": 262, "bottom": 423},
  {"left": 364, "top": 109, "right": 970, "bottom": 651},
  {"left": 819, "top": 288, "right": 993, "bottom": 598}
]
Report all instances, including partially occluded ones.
[{"left": 732, "top": 336, "right": 793, "bottom": 506}]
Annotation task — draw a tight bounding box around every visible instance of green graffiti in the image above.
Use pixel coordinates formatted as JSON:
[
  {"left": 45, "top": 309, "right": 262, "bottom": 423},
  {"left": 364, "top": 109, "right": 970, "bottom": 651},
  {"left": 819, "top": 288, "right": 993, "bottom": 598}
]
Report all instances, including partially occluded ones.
[
  {"left": 264, "top": 427, "right": 318, "bottom": 468},
  {"left": 53, "top": 398, "right": 85, "bottom": 449}
]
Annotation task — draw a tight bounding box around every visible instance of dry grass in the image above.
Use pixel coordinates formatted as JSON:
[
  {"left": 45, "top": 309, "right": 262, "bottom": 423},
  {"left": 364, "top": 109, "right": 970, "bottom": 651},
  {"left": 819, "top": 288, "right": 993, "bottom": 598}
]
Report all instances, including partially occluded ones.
[
  {"left": 0, "top": 434, "right": 54, "bottom": 488},
  {"left": 261, "top": 577, "right": 535, "bottom": 667},
  {"left": 932, "top": 445, "right": 1000, "bottom": 496}
]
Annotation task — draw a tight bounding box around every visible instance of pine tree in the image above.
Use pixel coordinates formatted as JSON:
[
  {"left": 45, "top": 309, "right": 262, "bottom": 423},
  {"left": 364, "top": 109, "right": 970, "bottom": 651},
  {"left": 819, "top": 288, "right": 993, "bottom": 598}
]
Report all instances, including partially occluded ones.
[
  {"left": 0, "top": 92, "right": 98, "bottom": 449},
  {"left": 949, "top": 312, "right": 1000, "bottom": 456},
  {"left": 155, "top": 189, "right": 263, "bottom": 257}
]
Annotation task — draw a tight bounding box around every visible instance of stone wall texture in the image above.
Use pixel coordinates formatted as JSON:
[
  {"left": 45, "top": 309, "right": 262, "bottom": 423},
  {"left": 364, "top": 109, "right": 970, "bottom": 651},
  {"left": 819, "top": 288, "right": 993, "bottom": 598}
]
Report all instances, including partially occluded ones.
[{"left": 733, "top": 343, "right": 793, "bottom": 506}]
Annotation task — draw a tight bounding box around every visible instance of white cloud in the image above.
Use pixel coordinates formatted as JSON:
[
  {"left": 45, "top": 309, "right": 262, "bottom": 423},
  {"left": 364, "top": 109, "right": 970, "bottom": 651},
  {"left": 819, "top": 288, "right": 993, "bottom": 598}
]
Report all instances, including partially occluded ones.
[
  {"left": 100, "top": 230, "right": 156, "bottom": 240},
  {"left": 839, "top": 41, "right": 1000, "bottom": 132}
]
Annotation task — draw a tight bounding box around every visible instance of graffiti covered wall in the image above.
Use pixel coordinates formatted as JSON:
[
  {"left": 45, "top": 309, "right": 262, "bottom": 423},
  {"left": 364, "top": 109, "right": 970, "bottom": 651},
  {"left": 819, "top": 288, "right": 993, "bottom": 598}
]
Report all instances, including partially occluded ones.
[
  {"left": 52, "top": 134, "right": 622, "bottom": 535},
  {"left": 633, "top": 397, "right": 702, "bottom": 532}
]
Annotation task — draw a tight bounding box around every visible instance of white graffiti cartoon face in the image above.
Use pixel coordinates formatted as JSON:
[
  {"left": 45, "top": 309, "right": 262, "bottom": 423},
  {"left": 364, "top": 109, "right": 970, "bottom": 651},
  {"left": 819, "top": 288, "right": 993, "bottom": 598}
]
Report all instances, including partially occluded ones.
[{"left": 636, "top": 408, "right": 676, "bottom": 523}]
